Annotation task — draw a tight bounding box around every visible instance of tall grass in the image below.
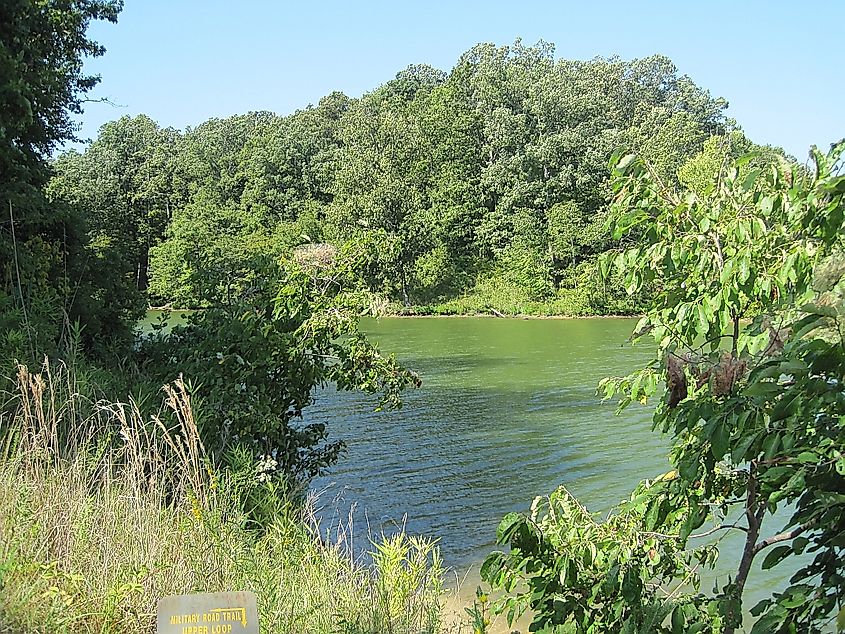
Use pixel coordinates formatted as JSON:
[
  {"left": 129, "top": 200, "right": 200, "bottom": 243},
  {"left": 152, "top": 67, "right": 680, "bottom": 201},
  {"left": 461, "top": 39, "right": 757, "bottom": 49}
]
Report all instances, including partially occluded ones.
[{"left": 0, "top": 361, "right": 447, "bottom": 633}]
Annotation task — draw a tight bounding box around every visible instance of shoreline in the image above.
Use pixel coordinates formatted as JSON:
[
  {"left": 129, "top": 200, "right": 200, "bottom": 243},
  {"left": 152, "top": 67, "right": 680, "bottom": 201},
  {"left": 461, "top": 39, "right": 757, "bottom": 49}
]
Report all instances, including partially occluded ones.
[
  {"left": 147, "top": 305, "right": 640, "bottom": 321},
  {"left": 380, "top": 311, "right": 640, "bottom": 320}
]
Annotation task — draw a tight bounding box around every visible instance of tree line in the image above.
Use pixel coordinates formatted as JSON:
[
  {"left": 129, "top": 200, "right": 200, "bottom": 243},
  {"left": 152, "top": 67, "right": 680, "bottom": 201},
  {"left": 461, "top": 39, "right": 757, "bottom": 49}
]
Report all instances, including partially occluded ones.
[
  {"left": 47, "top": 40, "right": 787, "bottom": 320},
  {"left": 0, "top": 0, "right": 417, "bottom": 488}
]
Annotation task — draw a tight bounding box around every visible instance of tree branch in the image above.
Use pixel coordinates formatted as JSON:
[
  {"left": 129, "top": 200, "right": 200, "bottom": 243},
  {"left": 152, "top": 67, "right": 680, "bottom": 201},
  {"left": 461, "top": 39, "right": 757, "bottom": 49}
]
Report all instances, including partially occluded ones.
[
  {"left": 640, "top": 521, "right": 747, "bottom": 543},
  {"left": 752, "top": 520, "right": 818, "bottom": 556},
  {"left": 710, "top": 231, "right": 725, "bottom": 272},
  {"left": 689, "top": 522, "right": 748, "bottom": 539},
  {"left": 725, "top": 460, "right": 762, "bottom": 634},
  {"left": 79, "top": 96, "right": 125, "bottom": 108}
]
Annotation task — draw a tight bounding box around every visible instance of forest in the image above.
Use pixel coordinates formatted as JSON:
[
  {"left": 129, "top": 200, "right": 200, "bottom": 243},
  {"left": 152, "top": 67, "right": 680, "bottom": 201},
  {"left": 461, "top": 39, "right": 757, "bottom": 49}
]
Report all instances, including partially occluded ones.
[
  {"left": 46, "top": 40, "right": 786, "bottom": 322},
  {"left": 1, "top": 1, "right": 843, "bottom": 633}
]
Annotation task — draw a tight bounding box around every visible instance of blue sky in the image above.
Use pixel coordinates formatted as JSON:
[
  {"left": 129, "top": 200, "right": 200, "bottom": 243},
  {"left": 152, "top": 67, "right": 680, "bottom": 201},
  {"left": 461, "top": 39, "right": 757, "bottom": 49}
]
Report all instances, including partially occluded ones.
[{"left": 75, "top": 0, "right": 843, "bottom": 160}]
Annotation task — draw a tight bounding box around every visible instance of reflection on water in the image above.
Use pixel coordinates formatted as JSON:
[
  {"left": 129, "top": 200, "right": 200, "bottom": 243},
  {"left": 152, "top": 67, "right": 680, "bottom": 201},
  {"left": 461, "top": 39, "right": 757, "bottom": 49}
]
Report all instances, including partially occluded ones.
[{"left": 309, "top": 317, "right": 661, "bottom": 566}]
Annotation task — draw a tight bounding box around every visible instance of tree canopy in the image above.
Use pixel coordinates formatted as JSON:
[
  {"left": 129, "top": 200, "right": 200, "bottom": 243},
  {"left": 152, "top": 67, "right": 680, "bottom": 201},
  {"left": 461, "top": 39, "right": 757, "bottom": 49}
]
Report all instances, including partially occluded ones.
[
  {"left": 51, "top": 41, "right": 786, "bottom": 316},
  {"left": 1, "top": 0, "right": 125, "bottom": 363}
]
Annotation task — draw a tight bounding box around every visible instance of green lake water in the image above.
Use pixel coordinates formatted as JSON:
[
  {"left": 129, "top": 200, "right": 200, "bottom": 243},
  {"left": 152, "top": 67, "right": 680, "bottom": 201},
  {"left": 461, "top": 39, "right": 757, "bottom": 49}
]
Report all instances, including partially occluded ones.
[
  {"left": 143, "top": 312, "right": 802, "bottom": 624},
  {"left": 307, "top": 316, "right": 663, "bottom": 567},
  {"left": 306, "top": 316, "right": 801, "bottom": 621}
]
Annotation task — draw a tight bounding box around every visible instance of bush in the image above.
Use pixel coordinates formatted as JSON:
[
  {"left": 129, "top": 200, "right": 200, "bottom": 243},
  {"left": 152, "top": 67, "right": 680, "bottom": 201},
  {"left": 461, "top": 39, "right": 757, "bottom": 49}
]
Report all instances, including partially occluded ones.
[
  {"left": 482, "top": 143, "right": 845, "bottom": 632},
  {"left": 138, "top": 252, "right": 420, "bottom": 489}
]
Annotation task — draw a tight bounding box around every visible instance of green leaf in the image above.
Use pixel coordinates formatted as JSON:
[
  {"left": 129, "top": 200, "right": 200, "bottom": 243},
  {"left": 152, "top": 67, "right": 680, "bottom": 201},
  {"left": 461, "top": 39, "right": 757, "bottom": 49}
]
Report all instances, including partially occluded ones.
[
  {"left": 732, "top": 429, "right": 761, "bottom": 463},
  {"left": 671, "top": 605, "right": 685, "bottom": 633},
  {"left": 771, "top": 394, "right": 800, "bottom": 422},
  {"left": 801, "top": 302, "right": 837, "bottom": 317},
  {"left": 751, "top": 609, "right": 786, "bottom": 634},
  {"left": 779, "top": 590, "right": 806, "bottom": 609},
  {"left": 761, "top": 545, "right": 791, "bottom": 570},
  {"left": 743, "top": 381, "right": 781, "bottom": 398},
  {"left": 481, "top": 551, "right": 507, "bottom": 582},
  {"left": 796, "top": 451, "right": 818, "bottom": 463},
  {"left": 720, "top": 258, "right": 734, "bottom": 284},
  {"left": 739, "top": 257, "right": 751, "bottom": 283},
  {"left": 750, "top": 599, "right": 771, "bottom": 617},
  {"left": 616, "top": 153, "right": 637, "bottom": 171},
  {"left": 496, "top": 512, "right": 524, "bottom": 544},
  {"left": 679, "top": 453, "right": 700, "bottom": 482},
  {"left": 742, "top": 168, "right": 761, "bottom": 192},
  {"left": 791, "top": 313, "right": 825, "bottom": 339},
  {"left": 736, "top": 151, "right": 762, "bottom": 168},
  {"left": 762, "top": 432, "right": 781, "bottom": 462},
  {"left": 711, "top": 422, "right": 730, "bottom": 458},
  {"left": 621, "top": 567, "right": 641, "bottom": 603},
  {"left": 791, "top": 536, "right": 809, "bottom": 554},
  {"left": 680, "top": 502, "right": 702, "bottom": 541},
  {"left": 696, "top": 304, "right": 709, "bottom": 337},
  {"left": 644, "top": 496, "right": 661, "bottom": 531}
]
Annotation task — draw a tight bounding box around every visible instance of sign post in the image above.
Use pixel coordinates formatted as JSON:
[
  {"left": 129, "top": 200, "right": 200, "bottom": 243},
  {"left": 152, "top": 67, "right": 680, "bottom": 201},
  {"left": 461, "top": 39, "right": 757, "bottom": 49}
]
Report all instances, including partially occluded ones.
[{"left": 157, "top": 591, "right": 259, "bottom": 634}]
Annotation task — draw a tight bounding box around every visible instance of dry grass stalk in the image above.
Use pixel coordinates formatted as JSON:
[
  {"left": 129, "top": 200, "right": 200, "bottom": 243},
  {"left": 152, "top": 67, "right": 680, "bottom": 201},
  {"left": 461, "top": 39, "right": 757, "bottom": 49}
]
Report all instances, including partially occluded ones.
[{"left": 0, "top": 362, "right": 447, "bottom": 634}]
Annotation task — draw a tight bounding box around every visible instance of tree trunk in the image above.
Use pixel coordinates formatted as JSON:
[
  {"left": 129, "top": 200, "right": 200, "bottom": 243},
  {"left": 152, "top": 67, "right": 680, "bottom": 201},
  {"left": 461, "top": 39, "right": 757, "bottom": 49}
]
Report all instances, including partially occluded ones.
[{"left": 725, "top": 462, "right": 764, "bottom": 634}]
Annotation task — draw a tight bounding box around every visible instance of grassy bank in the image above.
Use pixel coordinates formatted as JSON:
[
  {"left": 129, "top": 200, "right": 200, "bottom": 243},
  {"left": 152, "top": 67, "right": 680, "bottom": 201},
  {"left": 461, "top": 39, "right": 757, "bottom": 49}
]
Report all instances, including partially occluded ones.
[
  {"left": 382, "top": 287, "right": 636, "bottom": 318},
  {"left": 146, "top": 269, "right": 640, "bottom": 321},
  {"left": 0, "top": 362, "right": 448, "bottom": 634},
  {"left": 368, "top": 272, "right": 640, "bottom": 318}
]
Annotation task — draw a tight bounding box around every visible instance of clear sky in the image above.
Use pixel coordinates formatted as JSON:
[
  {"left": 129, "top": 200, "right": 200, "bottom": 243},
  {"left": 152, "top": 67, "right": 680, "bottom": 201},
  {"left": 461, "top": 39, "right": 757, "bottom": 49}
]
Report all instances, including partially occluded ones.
[{"left": 74, "top": 0, "right": 843, "bottom": 160}]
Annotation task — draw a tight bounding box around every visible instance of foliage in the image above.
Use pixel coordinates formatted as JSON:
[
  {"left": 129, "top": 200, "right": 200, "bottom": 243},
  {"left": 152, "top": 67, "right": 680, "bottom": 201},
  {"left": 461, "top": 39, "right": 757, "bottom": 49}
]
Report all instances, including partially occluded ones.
[
  {"left": 482, "top": 483, "right": 719, "bottom": 633},
  {"left": 482, "top": 141, "right": 845, "bottom": 632},
  {"left": 0, "top": 0, "right": 121, "bottom": 159},
  {"left": 463, "top": 587, "right": 493, "bottom": 634},
  {"left": 0, "top": 362, "right": 444, "bottom": 634},
  {"left": 49, "top": 115, "right": 182, "bottom": 296},
  {"left": 0, "top": 0, "right": 136, "bottom": 366},
  {"left": 678, "top": 130, "right": 791, "bottom": 199},
  {"left": 52, "top": 40, "right": 749, "bottom": 315},
  {"left": 139, "top": 247, "right": 420, "bottom": 486},
  {"left": 148, "top": 196, "right": 279, "bottom": 306}
]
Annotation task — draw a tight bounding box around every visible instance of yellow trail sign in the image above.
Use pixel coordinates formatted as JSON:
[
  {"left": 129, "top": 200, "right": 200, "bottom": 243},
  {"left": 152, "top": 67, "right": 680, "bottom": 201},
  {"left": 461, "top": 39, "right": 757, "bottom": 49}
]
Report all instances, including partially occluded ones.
[{"left": 157, "top": 591, "right": 258, "bottom": 634}]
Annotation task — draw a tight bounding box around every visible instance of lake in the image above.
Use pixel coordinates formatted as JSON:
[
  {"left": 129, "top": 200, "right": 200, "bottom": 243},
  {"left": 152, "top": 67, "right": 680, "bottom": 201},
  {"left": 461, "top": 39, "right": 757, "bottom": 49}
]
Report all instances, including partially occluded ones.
[
  {"left": 305, "top": 316, "right": 802, "bottom": 624},
  {"left": 144, "top": 312, "right": 801, "bottom": 628},
  {"left": 308, "top": 316, "right": 662, "bottom": 567}
]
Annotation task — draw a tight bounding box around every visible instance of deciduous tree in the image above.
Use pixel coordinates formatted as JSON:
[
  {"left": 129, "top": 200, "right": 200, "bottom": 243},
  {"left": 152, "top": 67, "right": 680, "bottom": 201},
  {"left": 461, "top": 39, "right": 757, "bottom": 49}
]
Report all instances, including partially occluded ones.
[{"left": 483, "top": 142, "right": 845, "bottom": 633}]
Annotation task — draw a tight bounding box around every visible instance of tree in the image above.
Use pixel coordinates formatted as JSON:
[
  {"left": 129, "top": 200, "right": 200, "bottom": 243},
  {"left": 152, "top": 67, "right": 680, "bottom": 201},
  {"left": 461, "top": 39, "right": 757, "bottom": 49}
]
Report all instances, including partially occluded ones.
[
  {"left": 0, "top": 0, "right": 124, "bottom": 362},
  {"left": 50, "top": 115, "right": 181, "bottom": 294},
  {"left": 678, "top": 130, "right": 791, "bottom": 198},
  {"left": 238, "top": 97, "right": 347, "bottom": 224},
  {"left": 65, "top": 41, "right": 738, "bottom": 317},
  {"left": 173, "top": 111, "right": 278, "bottom": 206},
  {"left": 148, "top": 194, "right": 278, "bottom": 307},
  {"left": 482, "top": 142, "right": 845, "bottom": 632},
  {"left": 329, "top": 85, "right": 435, "bottom": 305},
  {"left": 139, "top": 245, "right": 420, "bottom": 488},
  {"left": 0, "top": 0, "right": 121, "bottom": 169}
]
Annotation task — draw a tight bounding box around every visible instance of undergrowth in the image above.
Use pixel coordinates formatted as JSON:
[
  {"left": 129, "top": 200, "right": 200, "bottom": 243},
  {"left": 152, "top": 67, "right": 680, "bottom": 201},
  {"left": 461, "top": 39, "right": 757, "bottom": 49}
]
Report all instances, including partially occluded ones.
[{"left": 0, "top": 361, "right": 449, "bottom": 634}]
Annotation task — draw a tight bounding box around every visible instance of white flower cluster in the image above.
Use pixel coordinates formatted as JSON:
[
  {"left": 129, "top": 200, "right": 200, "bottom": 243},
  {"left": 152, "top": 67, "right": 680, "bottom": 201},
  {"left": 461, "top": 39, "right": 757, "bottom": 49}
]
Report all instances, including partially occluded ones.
[{"left": 254, "top": 455, "right": 278, "bottom": 483}]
